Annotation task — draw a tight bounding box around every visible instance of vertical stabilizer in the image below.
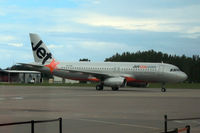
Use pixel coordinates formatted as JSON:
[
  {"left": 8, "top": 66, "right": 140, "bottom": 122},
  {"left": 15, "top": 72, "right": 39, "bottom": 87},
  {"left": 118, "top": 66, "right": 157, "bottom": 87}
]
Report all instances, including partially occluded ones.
[{"left": 29, "top": 33, "right": 54, "bottom": 65}]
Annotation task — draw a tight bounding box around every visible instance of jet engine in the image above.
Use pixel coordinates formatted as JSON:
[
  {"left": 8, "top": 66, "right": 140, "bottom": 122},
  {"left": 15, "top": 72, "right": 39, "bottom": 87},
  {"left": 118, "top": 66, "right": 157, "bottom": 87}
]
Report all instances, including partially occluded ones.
[{"left": 104, "top": 77, "right": 126, "bottom": 87}]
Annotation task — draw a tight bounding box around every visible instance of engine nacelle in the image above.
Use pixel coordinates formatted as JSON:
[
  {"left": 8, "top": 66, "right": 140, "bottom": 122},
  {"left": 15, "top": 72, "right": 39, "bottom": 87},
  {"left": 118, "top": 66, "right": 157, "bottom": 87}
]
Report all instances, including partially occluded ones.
[{"left": 104, "top": 77, "right": 126, "bottom": 87}]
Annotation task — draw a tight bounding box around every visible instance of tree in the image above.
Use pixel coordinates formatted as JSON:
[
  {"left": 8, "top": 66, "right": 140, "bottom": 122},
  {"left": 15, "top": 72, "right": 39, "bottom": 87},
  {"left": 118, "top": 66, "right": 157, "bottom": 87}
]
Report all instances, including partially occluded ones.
[
  {"left": 79, "top": 58, "right": 91, "bottom": 62},
  {"left": 105, "top": 50, "right": 200, "bottom": 83}
]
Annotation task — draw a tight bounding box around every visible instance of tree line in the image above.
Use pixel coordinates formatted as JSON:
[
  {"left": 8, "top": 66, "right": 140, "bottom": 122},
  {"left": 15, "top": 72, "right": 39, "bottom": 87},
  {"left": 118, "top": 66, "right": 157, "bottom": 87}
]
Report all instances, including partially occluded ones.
[{"left": 105, "top": 50, "right": 200, "bottom": 83}]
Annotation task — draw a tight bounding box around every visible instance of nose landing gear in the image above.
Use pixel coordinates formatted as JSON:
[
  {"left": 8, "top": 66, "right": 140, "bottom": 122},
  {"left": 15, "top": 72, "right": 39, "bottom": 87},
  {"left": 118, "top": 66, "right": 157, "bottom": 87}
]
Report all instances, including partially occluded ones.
[
  {"left": 161, "top": 83, "right": 166, "bottom": 92},
  {"left": 161, "top": 87, "right": 166, "bottom": 92}
]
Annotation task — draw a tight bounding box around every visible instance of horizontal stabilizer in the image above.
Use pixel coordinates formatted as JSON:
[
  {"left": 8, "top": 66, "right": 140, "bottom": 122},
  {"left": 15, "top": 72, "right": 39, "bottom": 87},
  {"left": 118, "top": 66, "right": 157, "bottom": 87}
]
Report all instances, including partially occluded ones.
[{"left": 17, "top": 63, "right": 44, "bottom": 68}]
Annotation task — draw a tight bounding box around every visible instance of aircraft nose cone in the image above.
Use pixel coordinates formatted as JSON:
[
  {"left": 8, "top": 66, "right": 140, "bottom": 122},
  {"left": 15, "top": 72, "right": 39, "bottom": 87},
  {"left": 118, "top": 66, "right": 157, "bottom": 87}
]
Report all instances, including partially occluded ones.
[{"left": 180, "top": 72, "right": 188, "bottom": 81}]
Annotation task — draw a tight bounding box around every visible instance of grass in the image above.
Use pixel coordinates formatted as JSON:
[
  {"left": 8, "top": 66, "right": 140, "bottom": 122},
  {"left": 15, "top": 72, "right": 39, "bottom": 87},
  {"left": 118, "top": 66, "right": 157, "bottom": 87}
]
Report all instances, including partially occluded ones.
[
  {"left": 0, "top": 82, "right": 200, "bottom": 89},
  {"left": 149, "top": 83, "right": 200, "bottom": 89},
  {"left": 0, "top": 82, "right": 97, "bottom": 87}
]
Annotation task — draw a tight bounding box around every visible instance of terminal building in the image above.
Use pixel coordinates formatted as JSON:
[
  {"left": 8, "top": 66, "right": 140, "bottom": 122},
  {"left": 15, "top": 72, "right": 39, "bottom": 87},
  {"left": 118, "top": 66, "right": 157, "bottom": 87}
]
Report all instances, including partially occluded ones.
[
  {"left": 0, "top": 70, "right": 79, "bottom": 84},
  {"left": 0, "top": 70, "right": 41, "bottom": 83}
]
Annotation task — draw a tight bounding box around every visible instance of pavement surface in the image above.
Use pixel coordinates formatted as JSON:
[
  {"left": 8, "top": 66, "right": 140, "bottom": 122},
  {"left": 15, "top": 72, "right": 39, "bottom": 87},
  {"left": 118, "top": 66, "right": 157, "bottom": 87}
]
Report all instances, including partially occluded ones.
[{"left": 0, "top": 85, "right": 200, "bottom": 133}]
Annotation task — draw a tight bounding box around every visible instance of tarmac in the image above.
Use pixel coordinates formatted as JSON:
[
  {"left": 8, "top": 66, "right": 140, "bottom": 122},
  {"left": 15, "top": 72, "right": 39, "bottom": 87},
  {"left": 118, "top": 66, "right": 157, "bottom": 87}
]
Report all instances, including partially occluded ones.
[{"left": 0, "top": 85, "right": 200, "bottom": 133}]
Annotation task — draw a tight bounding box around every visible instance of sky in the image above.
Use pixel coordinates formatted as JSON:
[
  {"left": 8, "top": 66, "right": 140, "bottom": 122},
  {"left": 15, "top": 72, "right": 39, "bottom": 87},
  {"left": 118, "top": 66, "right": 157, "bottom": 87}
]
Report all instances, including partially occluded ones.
[{"left": 0, "top": 0, "right": 200, "bottom": 68}]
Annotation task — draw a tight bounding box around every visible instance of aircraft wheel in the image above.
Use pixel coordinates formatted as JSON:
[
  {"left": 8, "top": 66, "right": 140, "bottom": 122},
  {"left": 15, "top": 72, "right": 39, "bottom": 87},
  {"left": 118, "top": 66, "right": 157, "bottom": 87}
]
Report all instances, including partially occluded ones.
[
  {"left": 161, "top": 88, "right": 166, "bottom": 92},
  {"left": 112, "top": 87, "right": 119, "bottom": 91},
  {"left": 96, "top": 85, "right": 103, "bottom": 91}
]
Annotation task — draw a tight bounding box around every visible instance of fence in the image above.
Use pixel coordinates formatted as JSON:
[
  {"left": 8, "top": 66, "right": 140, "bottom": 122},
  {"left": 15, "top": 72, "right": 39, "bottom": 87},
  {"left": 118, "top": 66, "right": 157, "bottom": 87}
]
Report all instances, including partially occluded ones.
[
  {"left": 164, "top": 115, "right": 200, "bottom": 133},
  {"left": 0, "top": 118, "right": 62, "bottom": 133}
]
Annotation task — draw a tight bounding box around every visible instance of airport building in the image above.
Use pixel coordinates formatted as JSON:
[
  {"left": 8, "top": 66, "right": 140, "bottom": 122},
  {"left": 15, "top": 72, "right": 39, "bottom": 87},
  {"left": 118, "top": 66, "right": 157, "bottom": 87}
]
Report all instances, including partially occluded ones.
[
  {"left": 0, "top": 70, "right": 79, "bottom": 84},
  {"left": 0, "top": 70, "right": 41, "bottom": 83}
]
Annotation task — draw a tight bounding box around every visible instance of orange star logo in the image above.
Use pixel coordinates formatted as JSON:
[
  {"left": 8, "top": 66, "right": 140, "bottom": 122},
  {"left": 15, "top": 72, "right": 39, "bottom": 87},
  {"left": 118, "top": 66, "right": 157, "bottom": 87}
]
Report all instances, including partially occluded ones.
[{"left": 45, "top": 59, "right": 59, "bottom": 73}]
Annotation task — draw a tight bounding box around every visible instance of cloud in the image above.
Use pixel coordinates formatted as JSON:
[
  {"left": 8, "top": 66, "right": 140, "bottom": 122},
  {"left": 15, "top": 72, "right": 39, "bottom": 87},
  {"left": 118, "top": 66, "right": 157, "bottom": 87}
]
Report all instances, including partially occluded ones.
[
  {"left": 92, "top": 0, "right": 101, "bottom": 4},
  {"left": 73, "top": 0, "right": 101, "bottom": 5},
  {"left": 48, "top": 44, "right": 64, "bottom": 49},
  {"left": 186, "top": 26, "right": 200, "bottom": 34},
  {"left": 0, "top": 48, "right": 32, "bottom": 68},
  {"left": 0, "top": 3, "right": 199, "bottom": 35},
  {"left": 74, "top": 13, "right": 186, "bottom": 32},
  {"left": 55, "top": 40, "right": 140, "bottom": 62},
  {"left": 179, "top": 26, "right": 200, "bottom": 39},
  {"left": 45, "top": 25, "right": 89, "bottom": 33},
  {"left": 0, "top": 0, "right": 200, "bottom": 68},
  {"left": 79, "top": 40, "right": 139, "bottom": 52},
  {"left": 180, "top": 33, "right": 200, "bottom": 39},
  {"left": 0, "top": 10, "right": 5, "bottom": 16},
  {"left": 0, "top": 35, "right": 15, "bottom": 42},
  {"left": 8, "top": 43, "right": 23, "bottom": 47}
]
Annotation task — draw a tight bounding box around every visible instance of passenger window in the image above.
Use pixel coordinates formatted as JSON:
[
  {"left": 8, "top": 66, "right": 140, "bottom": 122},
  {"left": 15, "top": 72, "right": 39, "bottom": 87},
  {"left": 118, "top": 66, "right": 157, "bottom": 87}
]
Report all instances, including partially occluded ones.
[{"left": 170, "top": 68, "right": 180, "bottom": 72}]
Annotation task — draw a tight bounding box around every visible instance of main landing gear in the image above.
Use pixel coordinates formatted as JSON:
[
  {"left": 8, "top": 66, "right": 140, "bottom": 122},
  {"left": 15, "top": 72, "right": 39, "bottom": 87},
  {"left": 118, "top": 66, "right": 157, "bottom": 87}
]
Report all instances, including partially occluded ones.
[
  {"left": 161, "top": 83, "right": 166, "bottom": 92},
  {"left": 96, "top": 84, "right": 104, "bottom": 91},
  {"left": 112, "top": 87, "right": 119, "bottom": 91},
  {"left": 96, "top": 84, "right": 119, "bottom": 91}
]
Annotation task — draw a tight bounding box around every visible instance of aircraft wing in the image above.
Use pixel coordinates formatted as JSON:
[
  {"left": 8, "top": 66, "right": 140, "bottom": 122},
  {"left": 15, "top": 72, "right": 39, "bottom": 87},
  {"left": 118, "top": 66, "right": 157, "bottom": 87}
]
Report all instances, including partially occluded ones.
[
  {"left": 18, "top": 63, "right": 135, "bottom": 80},
  {"left": 18, "top": 63, "right": 111, "bottom": 79},
  {"left": 59, "top": 68, "right": 109, "bottom": 79},
  {"left": 59, "top": 68, "right": 133, "bottom": 80},
  {"left": 17, "top": 63, "right": 44, "bottom": 68}
]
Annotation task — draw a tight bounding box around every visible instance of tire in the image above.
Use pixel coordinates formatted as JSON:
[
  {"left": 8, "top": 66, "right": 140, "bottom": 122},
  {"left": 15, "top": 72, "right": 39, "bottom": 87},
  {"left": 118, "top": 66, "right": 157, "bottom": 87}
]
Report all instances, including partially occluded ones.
[
  {"left": 161, "top": 88, "right": 166, "bottom": 92},
  {"left": 96, "top": 85, "right": 103, "bottom": 91},
  {"left": 112, "top": 87, "right": 119, "bottom": 91}
]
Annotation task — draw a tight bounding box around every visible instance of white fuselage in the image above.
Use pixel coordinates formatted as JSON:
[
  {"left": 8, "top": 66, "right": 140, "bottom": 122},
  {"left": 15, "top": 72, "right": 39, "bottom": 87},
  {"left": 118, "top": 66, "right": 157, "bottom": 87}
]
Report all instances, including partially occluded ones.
[{"left": 39, "top": 61, "right": 187, "bottom": 84}]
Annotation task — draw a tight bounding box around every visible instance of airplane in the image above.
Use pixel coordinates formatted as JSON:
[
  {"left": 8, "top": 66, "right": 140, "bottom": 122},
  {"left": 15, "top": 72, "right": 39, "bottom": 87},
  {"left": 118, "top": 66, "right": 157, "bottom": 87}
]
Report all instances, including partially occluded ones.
[{"left": 19, "top": 33, "right": 188, "bottom": 92}]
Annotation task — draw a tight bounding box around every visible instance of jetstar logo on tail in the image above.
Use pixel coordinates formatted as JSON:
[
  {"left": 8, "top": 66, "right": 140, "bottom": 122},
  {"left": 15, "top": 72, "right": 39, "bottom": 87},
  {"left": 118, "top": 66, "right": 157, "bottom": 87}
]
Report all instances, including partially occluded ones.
[
  {"left": 45, "top": 59, "right": 59, "bottom": 73},
  {"left": 31, "top": 40, "right": 52, "bottom": 65}
]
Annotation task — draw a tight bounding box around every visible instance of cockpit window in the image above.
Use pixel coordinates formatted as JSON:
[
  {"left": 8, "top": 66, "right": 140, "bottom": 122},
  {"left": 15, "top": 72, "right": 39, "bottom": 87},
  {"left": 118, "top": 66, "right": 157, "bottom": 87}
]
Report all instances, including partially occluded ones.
[{"left": 170, "top": 68, "right": 180, "bottom": 72}]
